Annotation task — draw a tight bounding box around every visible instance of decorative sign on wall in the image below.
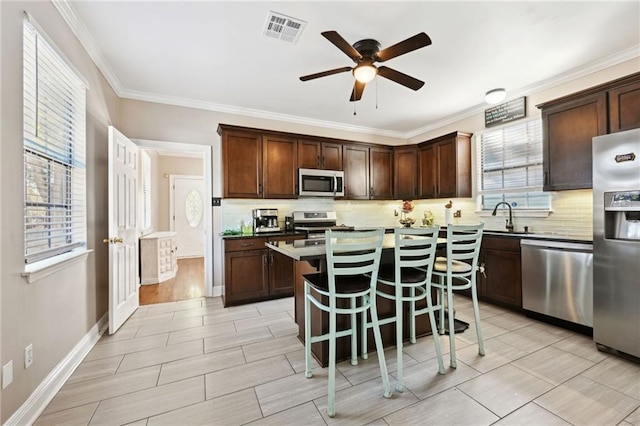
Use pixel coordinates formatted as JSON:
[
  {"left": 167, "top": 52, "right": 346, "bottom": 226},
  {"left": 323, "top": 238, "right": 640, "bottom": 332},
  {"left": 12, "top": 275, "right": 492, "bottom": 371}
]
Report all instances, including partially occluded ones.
[{"left": 485, "top": 96, "right": 526, "bottom": 127}]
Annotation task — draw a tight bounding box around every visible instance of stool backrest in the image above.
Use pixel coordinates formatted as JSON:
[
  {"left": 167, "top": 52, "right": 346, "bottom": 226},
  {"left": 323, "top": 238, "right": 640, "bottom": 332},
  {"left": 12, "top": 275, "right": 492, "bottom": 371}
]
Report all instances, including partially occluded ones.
[
  {"left": 394, "top": 226, "right": 440, "bottom": 277},
  {"left": 325, "top": 228, "right": 384, "bottom": 291},
  {"left": 444, "top": 224, "right": 484, "bottom": 271}
]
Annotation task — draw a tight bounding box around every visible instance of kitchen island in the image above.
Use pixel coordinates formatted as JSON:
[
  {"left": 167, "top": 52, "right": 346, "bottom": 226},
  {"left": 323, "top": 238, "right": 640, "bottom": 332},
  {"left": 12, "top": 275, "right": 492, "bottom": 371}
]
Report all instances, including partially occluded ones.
[{"left": 266, "top": 233, "right": 447, "bottom": 367}]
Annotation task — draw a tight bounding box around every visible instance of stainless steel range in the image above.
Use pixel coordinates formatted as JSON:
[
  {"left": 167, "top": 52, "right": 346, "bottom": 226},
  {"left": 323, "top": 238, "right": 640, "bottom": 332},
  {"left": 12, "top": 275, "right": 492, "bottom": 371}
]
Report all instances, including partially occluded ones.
[{"left": 292, "top": 211, "right": 354, "bottom": 239}]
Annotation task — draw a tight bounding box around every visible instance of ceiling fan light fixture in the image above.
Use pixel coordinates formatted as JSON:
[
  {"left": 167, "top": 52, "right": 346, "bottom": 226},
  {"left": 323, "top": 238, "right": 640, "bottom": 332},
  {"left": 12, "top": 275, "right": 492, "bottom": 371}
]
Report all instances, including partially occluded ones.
[
  {"left": 485, "top": 88, "right": 507, "bottom": 104},
  {"left": 353, "top": 64, "right": 377, "bottom": 83}
]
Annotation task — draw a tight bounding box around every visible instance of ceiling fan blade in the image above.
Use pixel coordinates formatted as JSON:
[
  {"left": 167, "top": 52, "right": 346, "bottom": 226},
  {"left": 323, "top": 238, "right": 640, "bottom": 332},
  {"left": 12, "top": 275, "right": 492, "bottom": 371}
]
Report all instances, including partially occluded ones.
[
  {"left": 375, "top": 32, "right": 432, "bottom": 62},
  {"left": 350, "top": 80, "right": 366, "bottom": 102},
  {"left": 377, "top": 66, "right": 425, "bottom": 91},
  {"left": 322, "top": 31, "right": 362, "bottom": 61},
  {"left": 300, "top": 66, "right": 352, "bottom": 81}
]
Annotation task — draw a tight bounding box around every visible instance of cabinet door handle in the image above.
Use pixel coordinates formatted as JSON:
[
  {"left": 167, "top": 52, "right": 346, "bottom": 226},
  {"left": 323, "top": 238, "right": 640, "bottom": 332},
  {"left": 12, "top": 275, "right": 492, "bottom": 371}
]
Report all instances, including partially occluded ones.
[
  {"left": 263, "top": 254, "right": 268, "bottom": 265},
  {"left": 269, "top": 253, "right": 274, "bottom": 265},
  {"left": 370, "top": 187, "right": 374, "bottom": 197},
  {"left": 240, "top": 242, "right": 255, "bottom": 247},
  {"left": 544, "top": 171, "right": 549, "bottom": 185},
  {"left": 317, "top": 156, "right": 321, "bottom": 168},
  {"left": 322, "top": 156, "right": 325, "bottom": 168}
]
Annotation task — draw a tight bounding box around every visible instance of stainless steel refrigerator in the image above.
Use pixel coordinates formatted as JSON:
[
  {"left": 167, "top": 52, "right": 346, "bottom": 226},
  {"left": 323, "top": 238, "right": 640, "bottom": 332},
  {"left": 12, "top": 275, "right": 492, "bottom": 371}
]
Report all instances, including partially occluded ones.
[{"left": 593, "top": 128, "right": 640, "bottom": 359}]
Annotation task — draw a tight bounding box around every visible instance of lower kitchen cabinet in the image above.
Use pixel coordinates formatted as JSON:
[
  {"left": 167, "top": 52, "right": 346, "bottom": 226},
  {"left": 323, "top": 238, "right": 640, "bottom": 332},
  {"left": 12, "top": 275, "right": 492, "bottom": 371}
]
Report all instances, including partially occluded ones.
[
  {"left": 223, "top": 234, "right": 304, "bottom": 306},
  {"left": 476, "top": 235, "right": 522, "bottom": 309}
]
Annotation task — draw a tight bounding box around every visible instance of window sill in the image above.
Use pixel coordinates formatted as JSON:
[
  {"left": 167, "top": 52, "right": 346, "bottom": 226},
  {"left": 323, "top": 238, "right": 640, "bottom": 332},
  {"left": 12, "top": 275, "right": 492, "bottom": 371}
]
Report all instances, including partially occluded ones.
[
  {"left": 475, "top": 209, "right": 552, "bottom": 218},
  {"left": 22, "top": 249, "right": 93, "bottom": 284}
]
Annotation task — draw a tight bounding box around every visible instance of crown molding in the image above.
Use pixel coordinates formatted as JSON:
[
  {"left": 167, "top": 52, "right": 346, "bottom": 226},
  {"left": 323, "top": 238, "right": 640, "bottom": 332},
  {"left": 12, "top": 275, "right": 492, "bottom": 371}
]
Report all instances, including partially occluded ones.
[
  {"left": 120, "top": 88, "right": 407, "bottom": 139},
  {"left": 407, "top": 45, "right": 640, "bottom": 139},
  {"left": 52, "top": 0, "right": 124, "bottom": 94},
  {"left": 54, "top": 0, "right": 639, "bottom": 140}
]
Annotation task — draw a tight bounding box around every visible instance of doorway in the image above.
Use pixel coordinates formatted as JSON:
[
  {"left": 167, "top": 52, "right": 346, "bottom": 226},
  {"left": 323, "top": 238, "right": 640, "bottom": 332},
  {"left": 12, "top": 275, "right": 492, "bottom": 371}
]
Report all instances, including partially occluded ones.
[{"left": 134, "top": 140, "right": 213, "bottom": 305}]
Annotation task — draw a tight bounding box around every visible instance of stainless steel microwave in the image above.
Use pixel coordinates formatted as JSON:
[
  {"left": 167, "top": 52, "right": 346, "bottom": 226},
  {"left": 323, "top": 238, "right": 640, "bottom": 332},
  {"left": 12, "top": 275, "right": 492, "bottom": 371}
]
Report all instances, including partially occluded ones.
[{"left": 298, "top": 168, "right": 345, "bottom": 197}]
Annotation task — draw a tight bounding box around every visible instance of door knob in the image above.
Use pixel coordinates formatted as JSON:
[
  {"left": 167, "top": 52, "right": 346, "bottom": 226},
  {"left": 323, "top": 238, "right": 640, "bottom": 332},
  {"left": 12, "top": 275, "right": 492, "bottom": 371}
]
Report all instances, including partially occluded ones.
[{"left": 102, "top": 237, "right": 124, "bottom": 244}]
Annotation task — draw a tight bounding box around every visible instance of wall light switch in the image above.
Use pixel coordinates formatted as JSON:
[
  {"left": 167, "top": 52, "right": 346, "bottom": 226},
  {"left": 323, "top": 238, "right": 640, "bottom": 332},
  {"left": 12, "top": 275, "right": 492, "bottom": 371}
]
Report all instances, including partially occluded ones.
[{"left": 2, "top": 360, "right": 13, "bottom": 389}]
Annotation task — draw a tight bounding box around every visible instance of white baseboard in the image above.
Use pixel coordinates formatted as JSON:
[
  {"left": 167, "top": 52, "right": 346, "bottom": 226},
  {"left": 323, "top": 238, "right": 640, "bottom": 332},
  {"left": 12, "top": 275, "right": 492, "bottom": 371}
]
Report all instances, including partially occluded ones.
[{"left": 4, "top": 313, "right": 108, "bottom": 426}]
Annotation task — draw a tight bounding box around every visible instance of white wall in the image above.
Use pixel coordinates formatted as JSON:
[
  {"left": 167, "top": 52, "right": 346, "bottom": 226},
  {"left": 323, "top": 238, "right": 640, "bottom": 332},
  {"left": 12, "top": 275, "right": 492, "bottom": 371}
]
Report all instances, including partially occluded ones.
[{"left": 0, "top": 1, "right": 118, "bottom": 421}]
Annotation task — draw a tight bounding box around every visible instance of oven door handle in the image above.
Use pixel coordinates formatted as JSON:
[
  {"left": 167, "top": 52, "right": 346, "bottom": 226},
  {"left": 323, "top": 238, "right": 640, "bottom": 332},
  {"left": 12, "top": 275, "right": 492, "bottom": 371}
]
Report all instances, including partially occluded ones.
[{"left": 333, "top": 175, "right": 337, "bottom": 196}]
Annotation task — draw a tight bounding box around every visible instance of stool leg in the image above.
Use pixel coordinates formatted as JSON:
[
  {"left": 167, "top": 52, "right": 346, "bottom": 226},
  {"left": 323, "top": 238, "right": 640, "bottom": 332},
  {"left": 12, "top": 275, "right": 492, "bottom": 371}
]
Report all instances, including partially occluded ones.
[
  {"left": 446, "top": 282, "right": 457, "bottom": 369},
  {"left": 304, "top": 282, "right": 313, "bottom": 379},
  {"left": 395, "top": 286, "right": 404, "bottom": 392},
  {"left": 438, "top": 278, "right": 445, "bottom": 335},
  {"left": 327, "top": 300, "right": 337, "bottom": 418},
  {"left": 370, "top": 294, "right": 392, "bottom": 399},
  {"left": 426, "top": 282, "right": 445, "bottom": 375},
  {"left": 409, "top": 287, "right": 416, "bottom": 344},
  {"left": 350, "top": 297, "right": 358, "bottom": 366},
  {"left": 471, "top": 280, "right": 485, "bottom": 356},
  {"left": 361, "top": 295, "right": 369, "bottom": 360}
]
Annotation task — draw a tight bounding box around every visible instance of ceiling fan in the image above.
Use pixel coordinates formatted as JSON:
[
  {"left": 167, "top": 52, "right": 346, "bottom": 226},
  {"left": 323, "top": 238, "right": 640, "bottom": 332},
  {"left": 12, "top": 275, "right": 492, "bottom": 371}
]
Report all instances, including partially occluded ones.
[{"left": 299, "top": 30, "right": 432, "bottom": 102}]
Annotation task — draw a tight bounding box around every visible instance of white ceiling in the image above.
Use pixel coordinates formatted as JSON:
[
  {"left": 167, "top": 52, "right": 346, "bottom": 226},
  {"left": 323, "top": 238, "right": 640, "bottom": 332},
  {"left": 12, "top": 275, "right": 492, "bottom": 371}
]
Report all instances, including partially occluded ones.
[{"left": 61, "top": 1, "right": 640, "bottom": 138}]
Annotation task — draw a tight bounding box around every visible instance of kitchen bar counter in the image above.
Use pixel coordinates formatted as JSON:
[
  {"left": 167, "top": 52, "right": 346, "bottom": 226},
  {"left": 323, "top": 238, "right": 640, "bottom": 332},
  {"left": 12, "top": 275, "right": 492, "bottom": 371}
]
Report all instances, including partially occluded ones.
[
  {"left": 220, "top": 230, "right": 306, "bottom": 239},
  {"left": 266, "top": 233, "right": 447, "bottom": 367}
]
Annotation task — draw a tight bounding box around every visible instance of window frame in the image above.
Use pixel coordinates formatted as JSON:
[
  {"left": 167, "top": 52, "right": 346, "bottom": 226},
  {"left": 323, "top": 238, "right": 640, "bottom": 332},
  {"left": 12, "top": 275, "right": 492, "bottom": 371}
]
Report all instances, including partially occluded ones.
[
  {"left": 23, "top": 15, "right": 88, "bottom": 266},
  {"left": 475, "top": 118, "right": 552, "bottom": 215}
]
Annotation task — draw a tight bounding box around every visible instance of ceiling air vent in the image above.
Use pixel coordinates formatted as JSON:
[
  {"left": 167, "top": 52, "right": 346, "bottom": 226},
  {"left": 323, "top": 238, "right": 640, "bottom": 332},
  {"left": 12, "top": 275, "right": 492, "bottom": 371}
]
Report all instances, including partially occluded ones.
[{"left": 263, "top": 11, "right": 306, "bottom": 43}]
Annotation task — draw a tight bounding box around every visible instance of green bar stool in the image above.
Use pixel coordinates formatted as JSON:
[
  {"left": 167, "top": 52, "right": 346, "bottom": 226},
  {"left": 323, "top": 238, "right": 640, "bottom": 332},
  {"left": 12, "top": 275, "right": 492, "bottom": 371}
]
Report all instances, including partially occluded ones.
[
  {"left": 362, "top": 226, "right": 445, "bottom": 392},
  {"left": 303, "top": 228, "right": 391, "bottom": 418},
  {"left": 431, "top": 223, "right": 484, "bottom": 369}
]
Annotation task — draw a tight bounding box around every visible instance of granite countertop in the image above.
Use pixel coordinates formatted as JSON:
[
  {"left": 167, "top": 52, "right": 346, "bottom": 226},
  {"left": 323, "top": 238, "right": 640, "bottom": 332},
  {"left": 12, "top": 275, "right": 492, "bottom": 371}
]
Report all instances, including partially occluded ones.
[{"left": 220, "top": 230, "right": 306, "bottom": 239}]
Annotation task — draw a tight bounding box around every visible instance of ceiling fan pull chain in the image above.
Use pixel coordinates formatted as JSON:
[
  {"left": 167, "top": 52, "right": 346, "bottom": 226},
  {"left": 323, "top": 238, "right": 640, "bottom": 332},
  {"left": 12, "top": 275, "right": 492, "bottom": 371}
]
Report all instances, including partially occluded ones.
[
  {"left": 353, "top": 102, "right": 357, "bottom": 116},
  {"left": 376, "top": 79, "right": 379, "bottom": 110}
]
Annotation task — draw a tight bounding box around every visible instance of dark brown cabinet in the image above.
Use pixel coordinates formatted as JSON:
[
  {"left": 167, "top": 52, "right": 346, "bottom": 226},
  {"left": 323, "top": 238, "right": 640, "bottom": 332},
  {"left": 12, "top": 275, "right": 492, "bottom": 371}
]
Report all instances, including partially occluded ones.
[
  {"left": 541, "top": 93, "right": 607, "bottom": 191},
  {"left": 343, "top": 144, "right": 393, "bottom": 200},
  {"left": 298, "top": 139, "right": 343, "bottom": 170},
  {"left": 476, "top": 235, "right": 522, "bottom": 309},
  {"left": 263, "top": 134, "right": 298, "bottom": 198},
  {"left": 609, "top": 80, "right": 640, "bottom": 133},
  {"left": 221, "top": 129, "right": 262, "bottom": 198},
  {"left": 394, "top": 146, "right": 418, "bottom": 200},
  {"left": 370, "top": 146, "right": 394, "bottom": 200},
  {"left": 219, "top": 125, "right": 298, "bottom": 199},
  {"left": 418, "top": 131, "right": 472, "bottom": 199},
  {"left": 223, "top": 235, "right": 304, "bottom": 306},
  {"left": 538, "top": 71, "right": 640, "bottom": 191}
]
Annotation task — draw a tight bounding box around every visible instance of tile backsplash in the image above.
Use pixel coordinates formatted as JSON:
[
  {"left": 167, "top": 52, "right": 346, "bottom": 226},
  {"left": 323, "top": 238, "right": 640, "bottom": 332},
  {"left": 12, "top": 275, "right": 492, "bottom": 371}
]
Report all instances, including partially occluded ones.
[{"left": 221, "top": 189, "right": 593, "bottom": 240}]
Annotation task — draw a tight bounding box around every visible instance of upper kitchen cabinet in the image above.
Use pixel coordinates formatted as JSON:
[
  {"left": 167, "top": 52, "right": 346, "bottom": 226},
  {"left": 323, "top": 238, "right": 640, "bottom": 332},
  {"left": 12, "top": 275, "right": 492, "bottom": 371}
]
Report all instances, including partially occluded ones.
[
  {"left": 538, "top": 72, "right": 640, "bottom": 191},
  {"left": 370, "top": 146, "right": 394, "bottom": 200},
  {"left": 343, "top": 143, "right": 393, "bottom": 200},
  {"left": 394, "top": 145, "right": 418, "bottom": 200},
  {"left": 540, "top": 93, "right": 607, "bottom": 191},
  {"left": 218, "top": 124, "right": 297, "bottom": 199},
  {"left": 298, "top": 139, "right": 343, "bottom": 170},
  {"left": 220, "top": 127, "right": 262, "bottom": 198},
  {"left": 418, "top": 131, "right": 472, "bottom": 199},
  {"left": 608, "top": 79, "right": 640, "bottom": 133},
  {"left": 263, "top": 134, "right": 297, "bottom": 198}
]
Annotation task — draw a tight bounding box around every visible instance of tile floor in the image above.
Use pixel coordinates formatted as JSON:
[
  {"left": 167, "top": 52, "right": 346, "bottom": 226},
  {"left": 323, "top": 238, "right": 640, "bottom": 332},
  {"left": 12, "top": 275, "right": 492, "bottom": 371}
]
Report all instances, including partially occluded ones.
[{"left": 35, "top": 295, "right": 640, "bottom": 425}]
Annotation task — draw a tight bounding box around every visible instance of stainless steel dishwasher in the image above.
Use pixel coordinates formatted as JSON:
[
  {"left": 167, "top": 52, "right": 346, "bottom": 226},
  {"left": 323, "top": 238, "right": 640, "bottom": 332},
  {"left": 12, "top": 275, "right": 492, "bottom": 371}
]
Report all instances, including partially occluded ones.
[{"left": 521, "top": 239, "right": 593, "bottom": 327}]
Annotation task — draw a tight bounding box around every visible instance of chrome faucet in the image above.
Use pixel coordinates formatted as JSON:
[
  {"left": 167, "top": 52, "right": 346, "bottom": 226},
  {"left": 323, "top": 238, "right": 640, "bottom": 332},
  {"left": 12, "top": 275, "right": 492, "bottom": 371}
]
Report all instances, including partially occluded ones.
[{"left": 491, "top": 202, "right": 514, "bottom": 232}]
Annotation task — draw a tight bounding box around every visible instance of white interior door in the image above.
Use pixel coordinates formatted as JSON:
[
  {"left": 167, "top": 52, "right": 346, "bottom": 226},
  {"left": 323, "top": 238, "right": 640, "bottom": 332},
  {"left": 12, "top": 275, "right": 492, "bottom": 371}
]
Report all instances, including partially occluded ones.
[
  {"left": 171, "top": 176, "right": 205, "bottom": 258},
  {"left": 108, "top": 126, "right": 140, "bottom": 334}
]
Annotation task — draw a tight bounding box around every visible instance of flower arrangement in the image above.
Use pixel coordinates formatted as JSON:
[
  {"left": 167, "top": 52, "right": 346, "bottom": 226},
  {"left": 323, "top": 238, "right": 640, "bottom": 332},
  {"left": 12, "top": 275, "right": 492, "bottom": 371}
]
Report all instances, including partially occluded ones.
[{"left": 399, "top": 200, "right": 415, "bottom": 227}]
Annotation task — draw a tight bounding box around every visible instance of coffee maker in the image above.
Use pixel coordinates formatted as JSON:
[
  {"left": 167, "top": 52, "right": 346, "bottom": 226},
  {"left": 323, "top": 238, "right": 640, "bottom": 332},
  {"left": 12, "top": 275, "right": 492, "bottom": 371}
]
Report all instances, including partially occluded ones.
[{"left": 252, "top": 208, "right": 280, "bottom": 233}]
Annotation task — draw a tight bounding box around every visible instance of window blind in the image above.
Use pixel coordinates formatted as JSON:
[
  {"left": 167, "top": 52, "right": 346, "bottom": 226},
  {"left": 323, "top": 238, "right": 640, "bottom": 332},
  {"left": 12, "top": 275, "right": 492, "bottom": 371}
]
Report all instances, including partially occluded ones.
[
  {"left": 477, "top": 119, "right": 550, "bottom": 210},
  {"left": 23, "top": 20, "right": 87, "bottom": 263}
]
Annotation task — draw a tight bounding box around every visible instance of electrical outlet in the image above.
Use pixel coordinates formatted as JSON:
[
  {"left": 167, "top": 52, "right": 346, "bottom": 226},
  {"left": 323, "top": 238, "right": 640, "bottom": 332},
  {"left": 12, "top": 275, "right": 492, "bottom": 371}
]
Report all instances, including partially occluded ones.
[
  {"left": 453, "top": 210, "right": 462, "bottom": 218},
  {"left": 2, "top": 360, "right": 13, "bottom": 389},
  {"left": 25, "top": 344, "right": 33, "bottom": 369}
]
